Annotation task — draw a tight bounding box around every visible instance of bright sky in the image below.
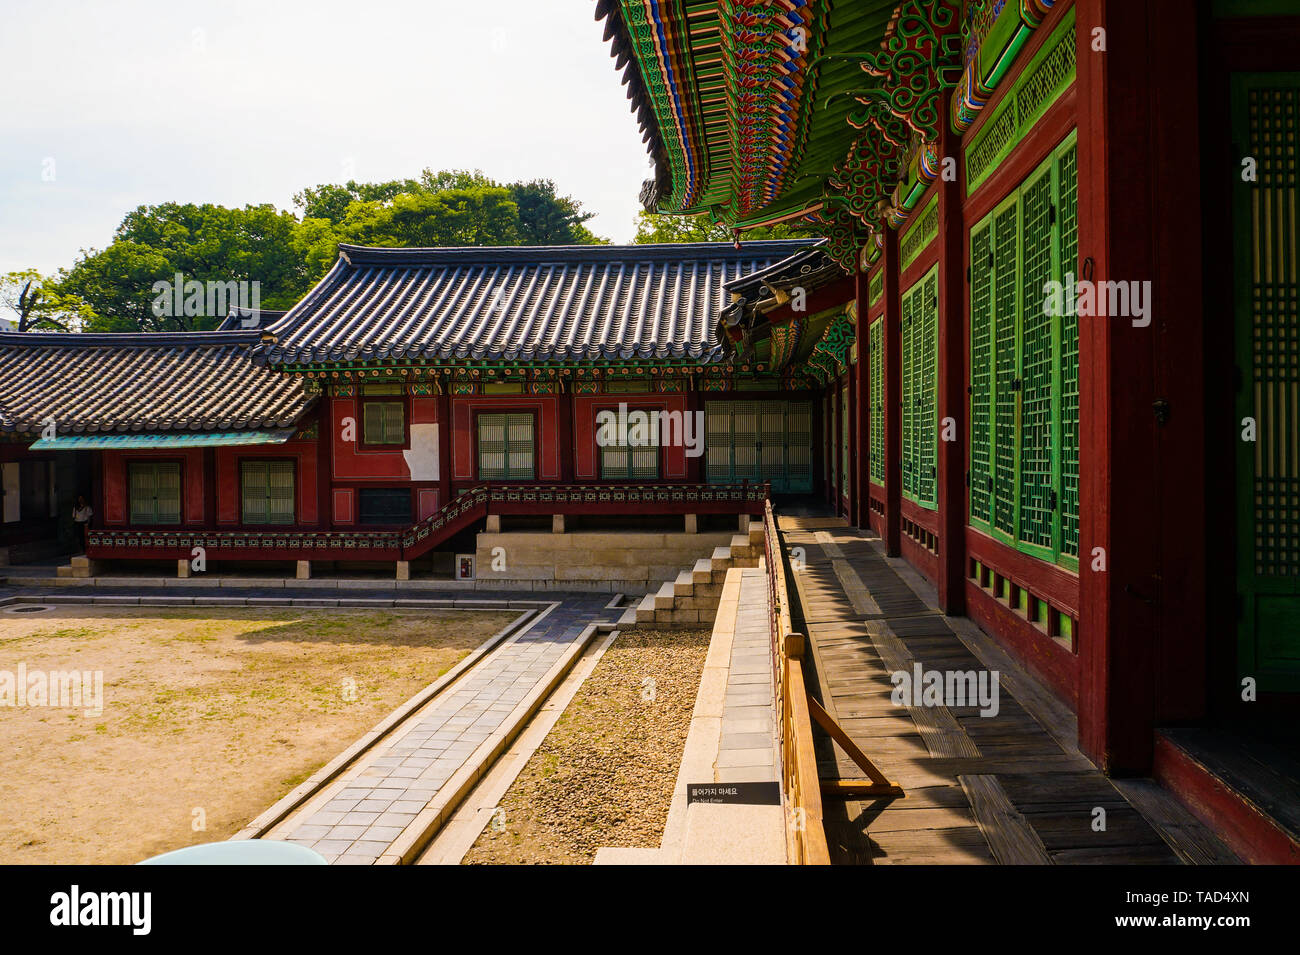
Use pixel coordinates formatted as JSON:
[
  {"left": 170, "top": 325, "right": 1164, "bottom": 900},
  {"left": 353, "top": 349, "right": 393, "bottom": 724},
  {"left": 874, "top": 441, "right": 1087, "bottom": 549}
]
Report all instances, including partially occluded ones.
[{"left": 0, "top": 0, "right": 654, "bottom": 276}]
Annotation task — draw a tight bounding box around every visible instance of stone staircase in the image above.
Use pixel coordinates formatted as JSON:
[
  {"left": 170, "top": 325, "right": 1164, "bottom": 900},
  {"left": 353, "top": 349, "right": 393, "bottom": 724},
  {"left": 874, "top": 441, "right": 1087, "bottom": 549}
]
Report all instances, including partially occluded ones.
[
  {"left": 617, "top": 521, "right": 766, "bottom": 629},
  {"left": 57, "top": 556, "right": 99, "bottom": 579}
]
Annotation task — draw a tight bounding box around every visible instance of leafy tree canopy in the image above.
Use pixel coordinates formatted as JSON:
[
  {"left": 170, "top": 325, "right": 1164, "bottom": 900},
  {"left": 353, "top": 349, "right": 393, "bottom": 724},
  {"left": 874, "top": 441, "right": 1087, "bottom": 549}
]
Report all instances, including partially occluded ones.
[
  {"left": 55, "top": 203, "right": 310, "bottom": 332},
  {"left": 633, "top": 211, "right": 808, "bottom": 244},
  {"left": 0, "top": 269, "right": 95, "bottom": 332},
  {"left": 295, "top": 168, "right": 604, "bottom": 246}
]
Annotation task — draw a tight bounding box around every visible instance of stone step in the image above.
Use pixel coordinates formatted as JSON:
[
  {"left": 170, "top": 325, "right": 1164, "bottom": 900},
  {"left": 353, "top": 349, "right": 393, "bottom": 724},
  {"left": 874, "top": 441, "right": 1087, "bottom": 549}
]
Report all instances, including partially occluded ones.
[
  {"left": 667, "top": 590, "right": 720, "bottom": 611},
  {"left": 692, "top": 559, "right": 714, "bottom": 585},
  {"left": 616, "top": 607, "right": 640, "bottom": 629},
  {"left": 673, "top": 571, "right": 695, "bottom": 597},
  {"left": 710, "top": 546, "right": 733, "bottom": 572},
  {"left": 653, "top": 581, "right": 677, "bottom": 611},
  {"left": 635, "top": 593, "right": 658, "bottom": 624},
  {"left": 747, "top": 524, "right": 766, "bottom": 548},
  {"left": 729, "top": 534, "right": 755, "bottom": 559},
  {"left": 731, "top": 555, "right": 760, "bottom": 569}
]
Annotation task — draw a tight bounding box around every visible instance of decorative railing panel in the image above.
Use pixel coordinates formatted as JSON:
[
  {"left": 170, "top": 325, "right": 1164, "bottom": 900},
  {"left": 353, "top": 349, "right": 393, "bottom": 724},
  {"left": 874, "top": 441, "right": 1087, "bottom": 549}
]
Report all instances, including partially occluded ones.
[
  {"left": 764, "top": 501, "right": 831, "bottom": 866},
  {"left": 88, "top": 482, "right": 769, "bottom": 563}
]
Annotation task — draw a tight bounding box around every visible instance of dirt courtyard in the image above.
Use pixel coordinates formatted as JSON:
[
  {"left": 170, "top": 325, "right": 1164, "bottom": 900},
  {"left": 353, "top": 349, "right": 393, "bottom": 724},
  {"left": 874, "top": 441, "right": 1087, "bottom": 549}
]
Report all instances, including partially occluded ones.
[{"left": 0, "top": 605, "right": 518, "bottom": 865}]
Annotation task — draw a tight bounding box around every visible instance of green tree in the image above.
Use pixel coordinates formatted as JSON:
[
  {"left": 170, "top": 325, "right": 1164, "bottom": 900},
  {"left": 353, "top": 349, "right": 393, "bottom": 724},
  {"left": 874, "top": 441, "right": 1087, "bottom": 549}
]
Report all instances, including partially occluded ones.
[
  {"left": 0, "top": 269, "right": 94, "bottom": 332},
  {"left": 633, "top": 211, "right": 808, "bottom": 244},
  {"left": 511, "top": 179, "right": 601, "bottom": 245},
  {"left": 295, "top": 168, "right": 605, "bottom": 245},
  {"left": 55, "top": 203, "right": 316, "bottom": 332},
  {"left": 293, "top": 178, "right": 422, "bottom": 224},
  {"left": 337, "top": 186, "right": 522, "bottom": 247}
]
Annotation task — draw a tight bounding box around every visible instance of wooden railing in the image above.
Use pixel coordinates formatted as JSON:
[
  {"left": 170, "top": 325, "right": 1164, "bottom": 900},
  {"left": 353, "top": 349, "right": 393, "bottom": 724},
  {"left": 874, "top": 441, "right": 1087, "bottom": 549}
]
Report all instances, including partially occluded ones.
[
  {"left": 88, "top": 481, "right": 769, "bottom": 563},
  {"left": 763, "top": 500, "right": 831, "bottom": 866}
]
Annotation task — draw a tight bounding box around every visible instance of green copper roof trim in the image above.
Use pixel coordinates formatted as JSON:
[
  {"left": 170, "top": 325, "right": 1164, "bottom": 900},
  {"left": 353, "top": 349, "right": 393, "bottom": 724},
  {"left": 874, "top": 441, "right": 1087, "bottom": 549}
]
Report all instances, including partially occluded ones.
[
  {"left": 30, "top": 430, "right": 296, "bottom": 450},
  {"left": 967, "top": 9, "right": 1076, "bottom": 194},
  {"left": 964, "top": 7, "right": 1076, "bottom": 196}
]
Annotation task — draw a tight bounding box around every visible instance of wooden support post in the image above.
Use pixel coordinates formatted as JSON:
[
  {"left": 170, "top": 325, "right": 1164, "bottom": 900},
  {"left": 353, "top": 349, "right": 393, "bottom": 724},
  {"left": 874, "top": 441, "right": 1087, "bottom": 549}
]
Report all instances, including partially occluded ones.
[
  {"left": 1074, "top": 0, "right": 1206, "bottom": 773},
  {"left": 935, "top": 91, "right": 967, "bottom": 616},
  {"left": 854, "top": 270, "right": 871, "bottom": 531},
  {"left": 436, "top": 389, "right": 452, "bottom": 513}
]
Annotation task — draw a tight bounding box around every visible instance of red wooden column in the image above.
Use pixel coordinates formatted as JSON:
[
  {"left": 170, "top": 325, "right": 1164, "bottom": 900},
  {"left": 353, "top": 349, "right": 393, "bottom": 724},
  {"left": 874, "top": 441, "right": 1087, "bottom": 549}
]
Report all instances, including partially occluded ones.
[
  {"left": 436, "top": 388, "right": 452, "bottom": 506},
  {"left": 854, "top": 270, "right": 871, "bottom": 530},
  {"left": 557, "top": 388, "right": 575, "bottom": 484},
  {"left": 881, "top": 228, "right": 903, "bottom": 556},
  {"left": 322, "top": 397, "right": 338, "bottom": 529},
  {"left": 1074, "top": 0, "right": 1205, "bottom": 773},
  {"left": 935, "top": 93, "right": 967, "bottom": 615},
  {"left": 685, "top": 389, "right": 703, "bottom": 484}
]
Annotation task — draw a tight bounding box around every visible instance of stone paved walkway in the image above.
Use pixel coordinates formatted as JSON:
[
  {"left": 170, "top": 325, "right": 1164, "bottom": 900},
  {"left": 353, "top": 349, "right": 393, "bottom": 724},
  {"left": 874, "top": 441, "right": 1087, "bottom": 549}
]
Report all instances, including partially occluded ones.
[
  {"left": 270, "top": 594, "right": 615, "bottom": 864},
  {"left": 715, "top": 568, "right": 779, "bottom": 785}
]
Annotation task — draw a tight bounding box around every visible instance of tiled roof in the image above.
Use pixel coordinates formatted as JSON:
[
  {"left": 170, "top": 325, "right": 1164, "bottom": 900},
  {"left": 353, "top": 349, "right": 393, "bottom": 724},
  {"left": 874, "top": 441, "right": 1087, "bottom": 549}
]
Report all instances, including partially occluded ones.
[
  {"left": 719, "top": 242, "right": 844, "bottom": 340},
  {"left": 258, "top": 240, "right": 819, "bottom": 365},
  {"left": 0, "top": 330, "right": 313, "bottom": 435},
  {"left": 216, "top": 307, "right": 287, "bottom": 331}
]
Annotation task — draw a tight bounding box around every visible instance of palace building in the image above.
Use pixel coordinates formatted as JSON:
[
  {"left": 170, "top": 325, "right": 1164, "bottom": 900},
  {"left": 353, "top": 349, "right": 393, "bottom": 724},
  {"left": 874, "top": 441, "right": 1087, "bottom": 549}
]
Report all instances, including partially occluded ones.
[{"left": 1, "top": 0, "right": 1297, "bottom": 861}]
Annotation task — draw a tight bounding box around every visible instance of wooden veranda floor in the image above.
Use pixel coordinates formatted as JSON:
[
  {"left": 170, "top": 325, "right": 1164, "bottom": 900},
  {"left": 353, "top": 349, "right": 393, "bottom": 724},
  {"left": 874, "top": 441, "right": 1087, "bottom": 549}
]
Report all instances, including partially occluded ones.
[{"left": 778, "top": 514, "right": 1239, "bottom": 865}]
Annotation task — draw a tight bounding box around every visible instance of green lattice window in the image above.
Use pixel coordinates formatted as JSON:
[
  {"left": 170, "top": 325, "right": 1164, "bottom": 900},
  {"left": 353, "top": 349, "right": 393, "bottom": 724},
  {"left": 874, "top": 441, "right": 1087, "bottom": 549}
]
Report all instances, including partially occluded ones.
[
  {"left": 704, "top": 400, "right": 812, "bottom": 494},
  {"left": 600, "top": 441, "right": 659, "bottom": 480},
  {"left": 362, "top": 400, "right": 405, "bottom": 446},
  {"left": 241, "top": 460, "right": 295, "bottom": 525},
  {"left": 477, "top": 412, "right": 535, "bottom": 480},
  {"left": 1058, "top": 146, "right": 1080, "bottom": 558},
  {"left": 902, "top": 284, "right": 915, "bottom": 498},
  {"left": 970, "top": 223, "right": 994, "bottom": 524},
  {"left": 901, "top": 265, "right": 939, "bottom": 509},
  {"left": 870, "top": 318, "right": 885, "bottom": 485},
  {"left": 968, "top": 132, "right": 1080, "bottom": 568},
  {"left": 598, "top": 406, "right": 660, "bottom": 479},
  {"left": 128, "top": 461, "right": 181, "bottom": 525}
]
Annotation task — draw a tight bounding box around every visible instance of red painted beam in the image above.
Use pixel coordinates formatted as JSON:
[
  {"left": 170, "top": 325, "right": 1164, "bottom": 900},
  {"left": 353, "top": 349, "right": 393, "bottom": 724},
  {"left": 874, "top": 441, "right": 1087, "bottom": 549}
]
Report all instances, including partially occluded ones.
[
  {"left": 965, "top": 527, "right": 1082, "bottom": 620},
  {"left": 1153, "top": 734, "right": 1300, "bottom": 865},
  {"left": 966, "top": 579, "right": 1081, "bottom": 710}
]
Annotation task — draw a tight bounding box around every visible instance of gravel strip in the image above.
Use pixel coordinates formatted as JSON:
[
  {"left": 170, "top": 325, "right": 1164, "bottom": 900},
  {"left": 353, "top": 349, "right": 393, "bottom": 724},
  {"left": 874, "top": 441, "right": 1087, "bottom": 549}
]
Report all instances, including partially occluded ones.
[{"left": 463, "top": 628, "right": 710, "bottom": 865}]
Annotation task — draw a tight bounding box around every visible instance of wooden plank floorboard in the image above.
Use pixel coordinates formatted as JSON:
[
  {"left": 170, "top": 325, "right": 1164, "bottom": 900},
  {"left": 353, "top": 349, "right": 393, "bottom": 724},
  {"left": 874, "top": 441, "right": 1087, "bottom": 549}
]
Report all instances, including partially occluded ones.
[
  {"left": 959, "top": 774, "right": 1053, "bottom": 864},
  {"left": 782, "top": 516, "right": 1209, "bottom": 865}
]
